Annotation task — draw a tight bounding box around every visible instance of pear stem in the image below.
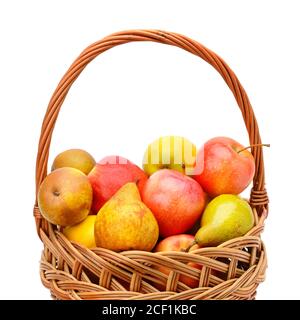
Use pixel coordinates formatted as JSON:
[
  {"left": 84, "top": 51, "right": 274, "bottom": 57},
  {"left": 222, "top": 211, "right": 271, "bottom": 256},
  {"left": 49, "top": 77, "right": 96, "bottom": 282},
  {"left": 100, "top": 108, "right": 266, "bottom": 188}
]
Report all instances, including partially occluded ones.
[
  {"left": 183, "top": 240, "right": 197, "bottom": 253},
  {"left": 237, "top": 143, "right": 270, "bottom": 154}
]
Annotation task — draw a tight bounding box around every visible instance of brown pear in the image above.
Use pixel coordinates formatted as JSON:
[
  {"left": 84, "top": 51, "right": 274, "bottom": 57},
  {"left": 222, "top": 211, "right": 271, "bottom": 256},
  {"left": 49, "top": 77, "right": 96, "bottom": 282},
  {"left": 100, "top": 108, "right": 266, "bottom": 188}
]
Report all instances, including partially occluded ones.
[
  {"left": 38, "top": 167, "right": 93, "bottom": 226},
  {"left": 52, "top": 149, "right": 96, "bottom": 175}
]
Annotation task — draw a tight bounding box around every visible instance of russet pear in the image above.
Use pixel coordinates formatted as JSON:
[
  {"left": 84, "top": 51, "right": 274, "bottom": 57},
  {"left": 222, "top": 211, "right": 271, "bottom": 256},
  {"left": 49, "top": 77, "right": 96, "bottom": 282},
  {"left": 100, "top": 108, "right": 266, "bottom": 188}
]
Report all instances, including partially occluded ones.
[
  {"left": 51, "top": 149, "right": 96, "bottom": 175},
  {"left": 38, "top": 167, "right": 93, "bottom": 226}
]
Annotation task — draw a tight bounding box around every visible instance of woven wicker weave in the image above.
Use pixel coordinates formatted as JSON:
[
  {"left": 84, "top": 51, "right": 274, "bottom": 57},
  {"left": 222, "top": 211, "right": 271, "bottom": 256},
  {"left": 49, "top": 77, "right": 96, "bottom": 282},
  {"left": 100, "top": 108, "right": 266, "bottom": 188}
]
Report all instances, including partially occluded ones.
[{"left": 34, "top": 30, "right": 268, "bottom": 300}]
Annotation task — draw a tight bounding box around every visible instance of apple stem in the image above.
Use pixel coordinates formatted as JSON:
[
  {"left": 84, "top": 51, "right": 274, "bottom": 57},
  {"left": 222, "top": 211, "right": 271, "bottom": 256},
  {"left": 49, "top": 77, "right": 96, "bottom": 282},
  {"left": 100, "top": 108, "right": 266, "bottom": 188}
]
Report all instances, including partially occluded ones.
[
  {"left": 183, "top": 240, "right": 197, "bottom": 253},
  {"left": 237, "top": 143, "right": 270, "bottom": 154}
]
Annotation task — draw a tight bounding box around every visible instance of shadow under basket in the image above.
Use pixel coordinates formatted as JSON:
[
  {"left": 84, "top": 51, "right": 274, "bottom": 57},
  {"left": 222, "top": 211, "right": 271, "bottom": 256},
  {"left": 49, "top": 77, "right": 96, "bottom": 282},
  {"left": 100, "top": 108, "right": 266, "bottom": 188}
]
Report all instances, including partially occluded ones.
[{"left": 33, "top": 29, "right": 268, "bottom": 300}]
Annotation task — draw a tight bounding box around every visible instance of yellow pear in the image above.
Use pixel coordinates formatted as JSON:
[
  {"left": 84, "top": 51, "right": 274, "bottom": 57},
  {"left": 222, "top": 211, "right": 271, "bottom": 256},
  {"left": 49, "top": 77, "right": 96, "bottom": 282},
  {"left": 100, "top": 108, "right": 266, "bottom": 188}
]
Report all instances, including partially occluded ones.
[
  {"left": 94, "top": 183, "right": 159, "bottom": 252},
  {"left": 109, "top": 180, "right": 141, "bottom": 202}
]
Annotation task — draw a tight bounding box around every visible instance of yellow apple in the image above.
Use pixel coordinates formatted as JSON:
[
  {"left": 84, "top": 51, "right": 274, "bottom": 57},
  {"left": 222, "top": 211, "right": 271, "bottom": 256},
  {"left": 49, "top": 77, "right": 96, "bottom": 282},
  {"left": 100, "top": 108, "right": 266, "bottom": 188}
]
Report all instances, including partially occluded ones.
[
  {"left": 142, "top": 136, "right": 197, "bottom": 176},
  {"left": 63, "top": 215, "right": 96, "bottom": 248}
]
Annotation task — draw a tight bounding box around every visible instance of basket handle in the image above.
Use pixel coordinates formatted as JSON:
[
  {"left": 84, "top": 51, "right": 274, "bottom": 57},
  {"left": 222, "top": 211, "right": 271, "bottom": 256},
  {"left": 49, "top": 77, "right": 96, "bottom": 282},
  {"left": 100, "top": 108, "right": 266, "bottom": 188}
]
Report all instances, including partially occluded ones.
[{"left": 35, "top": 29, "right": 268, "bottom": 215}]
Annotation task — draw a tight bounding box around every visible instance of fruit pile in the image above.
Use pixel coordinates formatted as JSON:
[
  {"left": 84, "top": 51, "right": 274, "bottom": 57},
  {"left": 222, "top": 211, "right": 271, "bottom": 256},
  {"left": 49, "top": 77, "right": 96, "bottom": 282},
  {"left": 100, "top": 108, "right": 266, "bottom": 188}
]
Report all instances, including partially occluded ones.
[{"left": 38, "top": 136, "right": 255, "bottom": 286}]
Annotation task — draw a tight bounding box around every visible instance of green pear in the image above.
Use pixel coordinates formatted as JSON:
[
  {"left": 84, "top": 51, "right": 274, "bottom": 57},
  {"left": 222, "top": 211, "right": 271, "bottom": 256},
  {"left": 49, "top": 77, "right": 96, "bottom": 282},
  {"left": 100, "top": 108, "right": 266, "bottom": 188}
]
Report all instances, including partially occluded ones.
[
  {"left": 94, "top": 183, "right": 159, "bottom": 252},
  {"left": 194, "top": 194, "right": 254, "bottom": 247}
]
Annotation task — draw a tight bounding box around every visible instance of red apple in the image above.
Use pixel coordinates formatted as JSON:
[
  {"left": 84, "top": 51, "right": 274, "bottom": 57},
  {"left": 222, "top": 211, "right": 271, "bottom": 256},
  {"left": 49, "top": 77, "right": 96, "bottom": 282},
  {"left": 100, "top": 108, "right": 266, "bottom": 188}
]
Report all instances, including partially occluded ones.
[
  {"left": 88, "top": 156, "right": 148, "bottom": 213},
  {"left": 154, "top": 234, "right": 201, "bottom": 288},
  {"left": 193, "top": 137, "right": 255, "bottom": 197},
  {"left": 141, "top": 169, "right": 206, "bottom": 237}
]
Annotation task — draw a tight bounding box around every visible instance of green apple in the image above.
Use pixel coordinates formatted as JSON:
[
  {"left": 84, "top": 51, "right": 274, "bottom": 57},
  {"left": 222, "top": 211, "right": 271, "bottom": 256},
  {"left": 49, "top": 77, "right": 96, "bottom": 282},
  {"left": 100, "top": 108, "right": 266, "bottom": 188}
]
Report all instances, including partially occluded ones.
[{"left": 142, "top": 136, "right": 197, "bottom": 176}]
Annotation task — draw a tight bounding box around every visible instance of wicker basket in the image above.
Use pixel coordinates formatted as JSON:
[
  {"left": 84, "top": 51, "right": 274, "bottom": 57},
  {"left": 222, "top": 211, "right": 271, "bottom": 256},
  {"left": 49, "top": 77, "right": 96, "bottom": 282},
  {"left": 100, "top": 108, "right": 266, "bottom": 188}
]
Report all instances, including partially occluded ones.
[{"left": 34, "top": 29, "right": 268, "bottom": 300}]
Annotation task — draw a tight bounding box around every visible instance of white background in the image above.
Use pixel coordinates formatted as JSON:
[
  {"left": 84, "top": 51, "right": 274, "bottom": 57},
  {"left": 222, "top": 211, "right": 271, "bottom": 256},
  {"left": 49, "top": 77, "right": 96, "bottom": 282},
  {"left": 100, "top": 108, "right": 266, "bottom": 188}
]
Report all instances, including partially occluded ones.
[{"left": 0, "top": 0, "right": 299, "bottom": 299}]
